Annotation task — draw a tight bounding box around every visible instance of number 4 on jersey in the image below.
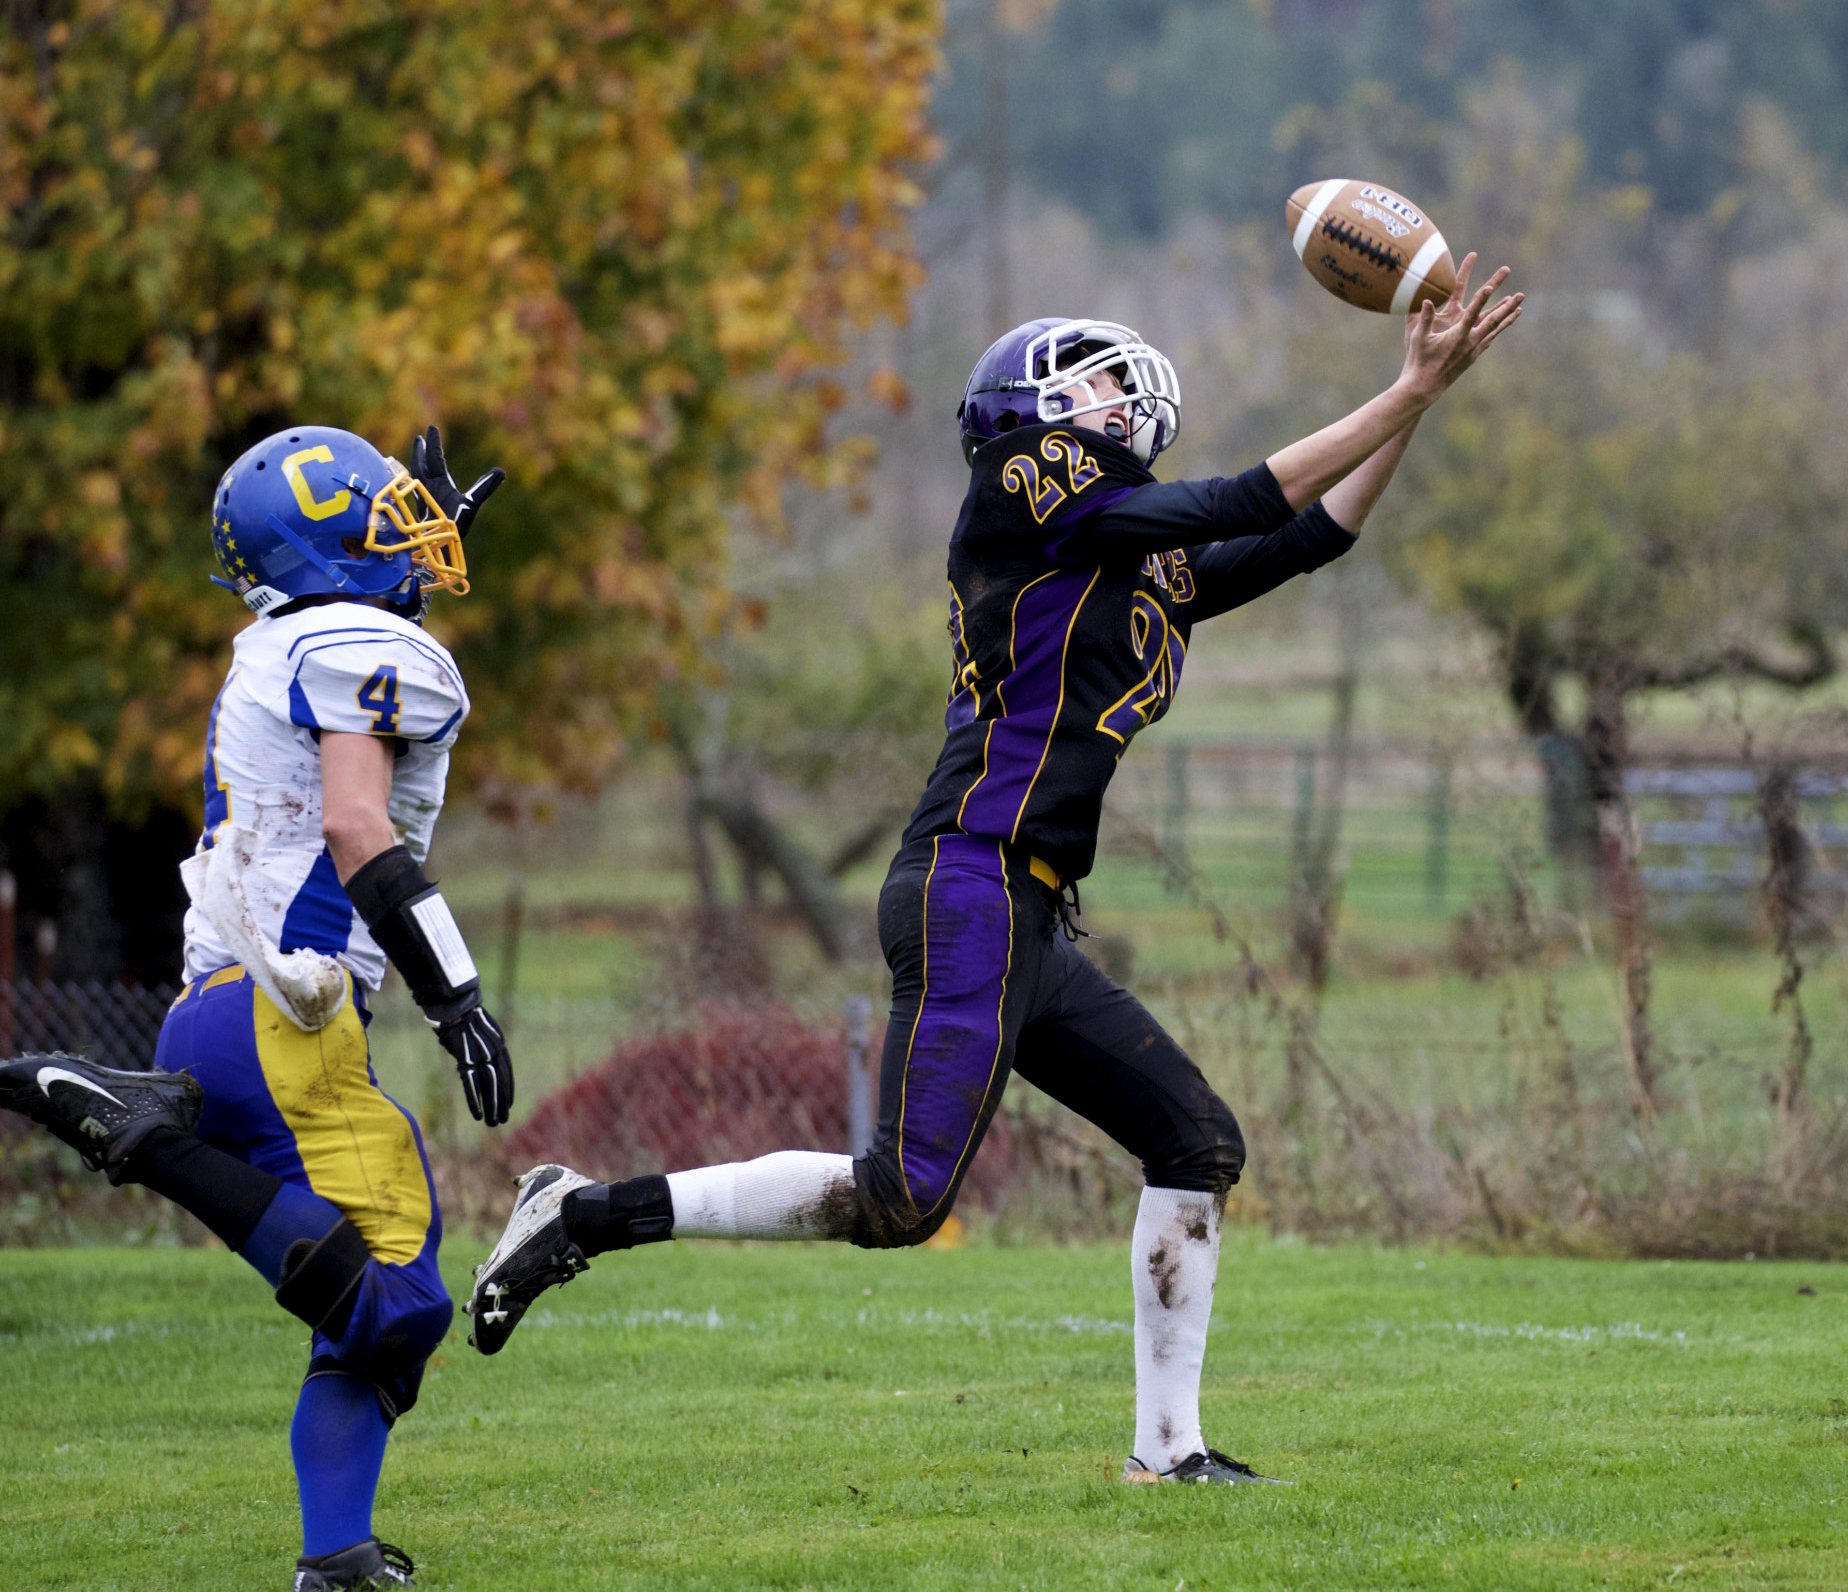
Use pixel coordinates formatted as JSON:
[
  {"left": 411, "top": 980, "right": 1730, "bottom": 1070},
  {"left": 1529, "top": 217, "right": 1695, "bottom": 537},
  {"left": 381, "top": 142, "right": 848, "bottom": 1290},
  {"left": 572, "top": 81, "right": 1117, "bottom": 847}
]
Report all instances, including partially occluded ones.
[{"left": 357, "top": 664, "right": 403, "bottom": 735}]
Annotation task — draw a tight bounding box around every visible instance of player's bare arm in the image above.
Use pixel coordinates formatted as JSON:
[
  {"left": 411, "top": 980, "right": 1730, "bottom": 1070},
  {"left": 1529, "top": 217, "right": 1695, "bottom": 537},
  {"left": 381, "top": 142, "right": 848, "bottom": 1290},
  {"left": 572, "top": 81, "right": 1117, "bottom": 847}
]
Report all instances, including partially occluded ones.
[
  {"left": 322, "top": 732, "right": 399, "bottom": 882},
  {"left": 1267, "top": 253, "right": 1522, "bottom": 510},
  {"left": 1320, "top": 414, "right": 1422, "bottom": 534}
]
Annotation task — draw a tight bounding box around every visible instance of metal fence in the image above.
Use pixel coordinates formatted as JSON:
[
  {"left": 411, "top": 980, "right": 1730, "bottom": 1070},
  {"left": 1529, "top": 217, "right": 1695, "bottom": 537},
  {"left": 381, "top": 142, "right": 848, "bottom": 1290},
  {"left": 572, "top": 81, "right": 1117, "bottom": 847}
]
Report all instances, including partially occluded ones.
[
  {"left": 1626, "top": 766, "right": 1848, "bottom": 908},
  {"left": 0, "top": 978, "right": 176, "bottom": 1072},
  {"left": 1099, "top": 736, "right": 1848, "bottom": 922}
]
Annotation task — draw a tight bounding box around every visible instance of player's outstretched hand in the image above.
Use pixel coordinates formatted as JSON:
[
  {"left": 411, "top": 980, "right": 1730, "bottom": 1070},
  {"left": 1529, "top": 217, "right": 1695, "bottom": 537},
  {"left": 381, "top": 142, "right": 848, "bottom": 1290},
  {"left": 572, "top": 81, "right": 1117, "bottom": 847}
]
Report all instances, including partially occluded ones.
[
  {"left": 1399, "top": 252, "right": 1523, "bottom": 403},
  {"left": 433, "top": 1000, "right": 514, "bottom": 1127},
  {"left": 410, "top": 424, "right": 506, "bottom": 540}
]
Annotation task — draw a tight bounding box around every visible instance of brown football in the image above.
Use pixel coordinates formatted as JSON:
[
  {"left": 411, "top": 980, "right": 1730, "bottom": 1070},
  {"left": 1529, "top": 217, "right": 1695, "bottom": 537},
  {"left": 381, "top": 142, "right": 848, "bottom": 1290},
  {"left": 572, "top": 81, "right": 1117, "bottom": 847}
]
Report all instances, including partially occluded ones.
[{"left": 1285, "top": 179, "right": 1457, "bottom": 314}]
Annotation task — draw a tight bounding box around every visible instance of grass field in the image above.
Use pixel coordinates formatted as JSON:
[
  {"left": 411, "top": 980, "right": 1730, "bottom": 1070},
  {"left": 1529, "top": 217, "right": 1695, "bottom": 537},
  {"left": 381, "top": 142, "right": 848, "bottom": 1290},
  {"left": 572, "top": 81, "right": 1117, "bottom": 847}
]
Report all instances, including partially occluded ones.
[{"left": 3, "top": 1240, "right": 1844, "bottom": 1590}]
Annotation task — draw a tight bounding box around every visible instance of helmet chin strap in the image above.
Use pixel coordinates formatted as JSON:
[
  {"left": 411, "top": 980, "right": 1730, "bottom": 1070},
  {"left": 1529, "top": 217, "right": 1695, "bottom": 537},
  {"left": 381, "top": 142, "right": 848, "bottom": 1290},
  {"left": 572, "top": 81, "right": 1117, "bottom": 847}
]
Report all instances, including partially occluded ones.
[
  {"left": 264, "top": 514, "right": 360, "bottom": 591},
  {"left": 262, "top": 513, "right": 408, "bottom": 598}
]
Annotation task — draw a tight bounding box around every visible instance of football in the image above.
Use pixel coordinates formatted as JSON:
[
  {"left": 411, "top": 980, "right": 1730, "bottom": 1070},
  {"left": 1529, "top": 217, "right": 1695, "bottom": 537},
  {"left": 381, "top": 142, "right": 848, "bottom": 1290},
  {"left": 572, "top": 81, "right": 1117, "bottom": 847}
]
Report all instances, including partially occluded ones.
[{"left": 1285, "top": 179, "right": 1457, "bottom": 314}]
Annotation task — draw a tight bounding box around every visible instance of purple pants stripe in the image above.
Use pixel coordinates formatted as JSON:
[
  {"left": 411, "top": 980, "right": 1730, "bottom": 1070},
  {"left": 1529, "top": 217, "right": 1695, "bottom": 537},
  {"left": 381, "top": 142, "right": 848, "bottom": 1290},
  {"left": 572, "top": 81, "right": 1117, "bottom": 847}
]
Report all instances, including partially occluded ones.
[{"left": 894, "top": 835, "right": 1016, "bottom": 1217}]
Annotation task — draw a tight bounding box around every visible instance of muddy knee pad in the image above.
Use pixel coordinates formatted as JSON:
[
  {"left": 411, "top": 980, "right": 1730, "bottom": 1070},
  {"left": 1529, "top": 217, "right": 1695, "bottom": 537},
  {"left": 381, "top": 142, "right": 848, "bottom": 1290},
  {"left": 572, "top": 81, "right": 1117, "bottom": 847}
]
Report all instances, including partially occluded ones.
[
  {"left": 847, "top": 1149, "right": 947, "bottom": 1250},
  {"left": 275, "top": 1218, "right": 372, "bottom": 1338}
]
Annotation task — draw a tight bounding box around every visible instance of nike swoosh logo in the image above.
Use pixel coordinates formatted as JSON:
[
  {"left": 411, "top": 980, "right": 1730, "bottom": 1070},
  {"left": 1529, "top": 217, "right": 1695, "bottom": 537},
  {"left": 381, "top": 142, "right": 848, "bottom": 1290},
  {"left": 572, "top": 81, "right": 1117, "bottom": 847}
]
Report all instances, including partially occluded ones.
[{"left": 36, "top": 1066, "right": 128, "bottom": 1110}]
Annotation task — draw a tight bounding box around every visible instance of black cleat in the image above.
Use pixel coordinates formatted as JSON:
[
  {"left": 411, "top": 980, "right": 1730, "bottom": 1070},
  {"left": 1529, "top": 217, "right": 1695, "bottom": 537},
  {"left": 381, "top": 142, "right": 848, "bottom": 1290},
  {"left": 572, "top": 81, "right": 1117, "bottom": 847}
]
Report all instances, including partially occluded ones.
[
  {"left": 291, "top": 1537, "right": 414, "bottom": 1589},
  {"left": 0, "top": 1052, "right": 202, "bottom": 1183},
  {"left": 464, "top": 1163, "right": 594, "bottom": 1355},
  {"left": 1122, "top": 1447, "right": 1289, "bottom": 1486}
]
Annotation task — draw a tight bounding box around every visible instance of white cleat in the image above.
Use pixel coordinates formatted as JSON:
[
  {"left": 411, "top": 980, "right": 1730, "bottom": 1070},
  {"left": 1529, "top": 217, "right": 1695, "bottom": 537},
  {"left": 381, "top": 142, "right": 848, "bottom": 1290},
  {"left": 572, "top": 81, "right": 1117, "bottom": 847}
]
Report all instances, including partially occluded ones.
[{"left": 464, "top": 1164, "right": 595, "bottom": 1355}]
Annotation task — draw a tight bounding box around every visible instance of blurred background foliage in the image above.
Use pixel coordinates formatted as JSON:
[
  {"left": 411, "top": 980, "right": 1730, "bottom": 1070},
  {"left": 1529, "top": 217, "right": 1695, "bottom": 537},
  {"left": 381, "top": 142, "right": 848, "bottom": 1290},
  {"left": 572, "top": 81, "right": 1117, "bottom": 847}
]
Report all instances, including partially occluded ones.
[{"left": 0, "top": 0, "right": 938, "bottom": 819}]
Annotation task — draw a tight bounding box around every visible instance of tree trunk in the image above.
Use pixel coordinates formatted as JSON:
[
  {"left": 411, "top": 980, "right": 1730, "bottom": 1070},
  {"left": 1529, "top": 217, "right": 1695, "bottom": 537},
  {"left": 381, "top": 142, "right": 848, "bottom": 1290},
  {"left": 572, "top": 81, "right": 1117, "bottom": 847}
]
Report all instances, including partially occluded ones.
[
  {"left": 1583, "top": 687, "right": 1657, "bottom": 1124},
  {"left": 696, "top": 777, "right": 850, "bottom": 962},
  {"left": 1289, "top": 566, "right": 1364, "bottom": 994},
  {"left": 1502, "top": 623, "right": 1597, "bottom": 894},
  {"left": 1758, "top": 760, "right": 1814, "bottom": 1178}
]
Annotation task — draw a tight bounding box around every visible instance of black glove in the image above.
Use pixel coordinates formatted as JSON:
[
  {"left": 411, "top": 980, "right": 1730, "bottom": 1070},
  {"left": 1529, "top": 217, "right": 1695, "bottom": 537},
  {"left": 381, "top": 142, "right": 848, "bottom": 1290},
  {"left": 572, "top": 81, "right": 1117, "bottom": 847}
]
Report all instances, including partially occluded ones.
[
  {"left": 432, "top": 999, "right": 514, "bottom": 1127},
  {"left": 410, "top": 424, "right": 505, "bottom": 540}
]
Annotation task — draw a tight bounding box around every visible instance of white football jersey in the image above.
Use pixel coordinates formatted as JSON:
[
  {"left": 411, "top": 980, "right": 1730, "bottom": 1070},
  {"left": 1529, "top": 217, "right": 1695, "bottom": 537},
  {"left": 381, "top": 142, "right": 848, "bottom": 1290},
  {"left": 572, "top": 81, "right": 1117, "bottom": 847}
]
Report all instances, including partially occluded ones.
[{"left": 181, "top": 603, "right": 470, "bottom": 991}]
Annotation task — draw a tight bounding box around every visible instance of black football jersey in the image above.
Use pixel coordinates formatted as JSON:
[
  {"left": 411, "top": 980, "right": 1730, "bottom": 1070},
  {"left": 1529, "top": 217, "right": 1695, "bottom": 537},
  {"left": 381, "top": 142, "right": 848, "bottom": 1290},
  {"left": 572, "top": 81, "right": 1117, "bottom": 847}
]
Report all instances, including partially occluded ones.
[{"left": 901, "top": 422, "right": 1356, "bottom": 881}]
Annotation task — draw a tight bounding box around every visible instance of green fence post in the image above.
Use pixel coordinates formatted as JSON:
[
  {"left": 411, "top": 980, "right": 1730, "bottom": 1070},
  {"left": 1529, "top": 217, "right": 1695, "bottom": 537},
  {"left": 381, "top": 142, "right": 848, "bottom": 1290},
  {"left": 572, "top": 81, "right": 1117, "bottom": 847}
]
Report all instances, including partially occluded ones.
[
  {"left": 1426, "top": 747, "right": 1452, "bottom": 911},
  {"left": 1291, "top": 746, "right": 1317, "bottom": 881},
  {"left": 1164, "top": 741, "right": 1190, "bottom": 865}
]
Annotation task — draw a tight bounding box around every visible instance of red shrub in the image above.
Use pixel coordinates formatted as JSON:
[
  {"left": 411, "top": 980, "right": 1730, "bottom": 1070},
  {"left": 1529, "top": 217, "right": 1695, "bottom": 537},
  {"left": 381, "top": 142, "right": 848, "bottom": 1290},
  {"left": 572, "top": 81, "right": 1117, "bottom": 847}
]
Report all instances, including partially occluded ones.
[{"left": 509, "top": 1002, "right": 1015, "bottom": 1206}]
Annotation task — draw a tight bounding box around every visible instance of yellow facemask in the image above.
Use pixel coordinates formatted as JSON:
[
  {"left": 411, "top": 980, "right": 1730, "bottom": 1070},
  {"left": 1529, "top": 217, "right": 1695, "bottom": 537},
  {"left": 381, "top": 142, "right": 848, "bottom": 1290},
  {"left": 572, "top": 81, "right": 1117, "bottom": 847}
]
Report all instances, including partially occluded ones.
[{"left": 365, "top": 463, "right": 470, "bottom": 597}]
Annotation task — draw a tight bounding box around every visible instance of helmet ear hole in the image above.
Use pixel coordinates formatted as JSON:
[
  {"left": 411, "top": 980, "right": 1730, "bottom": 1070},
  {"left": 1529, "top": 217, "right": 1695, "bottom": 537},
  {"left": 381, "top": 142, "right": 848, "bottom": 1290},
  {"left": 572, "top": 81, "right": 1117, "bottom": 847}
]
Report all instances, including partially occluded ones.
[
  {"left": 995, "top": 411, "right": 1020, "bottom": 434},
  {"left": 341, "top": 536, "right": 366, "bottom": 558}
]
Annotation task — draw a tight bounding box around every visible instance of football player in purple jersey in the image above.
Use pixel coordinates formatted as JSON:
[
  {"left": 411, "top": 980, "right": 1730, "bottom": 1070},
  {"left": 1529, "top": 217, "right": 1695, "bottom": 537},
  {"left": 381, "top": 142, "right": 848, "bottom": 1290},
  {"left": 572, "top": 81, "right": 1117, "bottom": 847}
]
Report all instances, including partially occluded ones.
[{"left": 470, "top": 258, "right": 1520, "bottom": 1485}]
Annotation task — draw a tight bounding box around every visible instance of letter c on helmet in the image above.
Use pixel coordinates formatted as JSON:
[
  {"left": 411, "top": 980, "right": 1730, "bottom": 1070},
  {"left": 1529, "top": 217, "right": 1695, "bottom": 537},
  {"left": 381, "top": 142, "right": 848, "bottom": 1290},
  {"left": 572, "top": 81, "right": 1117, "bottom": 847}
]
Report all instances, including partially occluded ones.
[{"left": 282, "top": 445, "right": 352, "bottom": 522}]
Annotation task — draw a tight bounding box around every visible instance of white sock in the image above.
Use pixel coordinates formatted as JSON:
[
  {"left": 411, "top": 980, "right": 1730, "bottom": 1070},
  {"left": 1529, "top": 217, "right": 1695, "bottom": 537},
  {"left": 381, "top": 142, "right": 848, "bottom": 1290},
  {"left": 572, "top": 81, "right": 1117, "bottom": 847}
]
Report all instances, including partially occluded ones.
[
  {"left": 666, "top": 1151, "right": 856, "bottom": 1240},
  {"left": 1130, "top": 1185, "right": 1223, "bottom": 1472}
]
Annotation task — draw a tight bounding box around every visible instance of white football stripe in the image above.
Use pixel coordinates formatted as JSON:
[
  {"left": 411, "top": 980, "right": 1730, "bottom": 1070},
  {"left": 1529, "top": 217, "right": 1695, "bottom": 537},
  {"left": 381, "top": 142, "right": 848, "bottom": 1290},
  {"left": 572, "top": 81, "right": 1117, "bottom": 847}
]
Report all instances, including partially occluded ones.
[
  {"left": 1391, "top": 229, "right": 1453, "bottom": 314},
  {"left": 1292, "top": 178, "right": 1349, "bottom": 260}
]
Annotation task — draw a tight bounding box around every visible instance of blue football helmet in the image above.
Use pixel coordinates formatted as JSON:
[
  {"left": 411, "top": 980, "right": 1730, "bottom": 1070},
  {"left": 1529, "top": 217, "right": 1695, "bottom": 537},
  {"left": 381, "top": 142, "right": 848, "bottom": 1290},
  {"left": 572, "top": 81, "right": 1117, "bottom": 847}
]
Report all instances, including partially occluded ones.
[
  {"left": 210, "top": 426, "right": 468, "bottom": 617},
  {"left": 956, "top": 317, "right": 1181, "bottom": 466}
]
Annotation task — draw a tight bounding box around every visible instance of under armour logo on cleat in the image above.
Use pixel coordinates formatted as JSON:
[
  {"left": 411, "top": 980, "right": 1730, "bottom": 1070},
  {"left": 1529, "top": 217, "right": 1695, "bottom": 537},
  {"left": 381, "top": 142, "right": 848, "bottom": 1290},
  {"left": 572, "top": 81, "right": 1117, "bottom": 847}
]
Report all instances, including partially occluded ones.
[{"left": 36, "top": 1066, "right": 128, "bottom": 1110}]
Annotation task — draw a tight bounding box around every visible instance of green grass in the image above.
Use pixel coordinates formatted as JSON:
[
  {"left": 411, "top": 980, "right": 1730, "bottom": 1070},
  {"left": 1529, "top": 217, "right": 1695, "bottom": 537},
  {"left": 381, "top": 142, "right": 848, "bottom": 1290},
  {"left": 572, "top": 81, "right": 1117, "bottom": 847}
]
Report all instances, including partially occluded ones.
[{"left": 3, "top": 1241, "right": 1845, "bottom": 1589}]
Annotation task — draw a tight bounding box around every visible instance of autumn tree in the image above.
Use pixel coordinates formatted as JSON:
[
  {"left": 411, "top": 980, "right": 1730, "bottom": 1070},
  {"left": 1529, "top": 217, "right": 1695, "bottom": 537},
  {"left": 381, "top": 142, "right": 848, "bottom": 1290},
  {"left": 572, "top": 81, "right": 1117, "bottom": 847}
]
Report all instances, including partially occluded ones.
[{"left": 0, "top": 0, "right": 939, "bottom": 976}]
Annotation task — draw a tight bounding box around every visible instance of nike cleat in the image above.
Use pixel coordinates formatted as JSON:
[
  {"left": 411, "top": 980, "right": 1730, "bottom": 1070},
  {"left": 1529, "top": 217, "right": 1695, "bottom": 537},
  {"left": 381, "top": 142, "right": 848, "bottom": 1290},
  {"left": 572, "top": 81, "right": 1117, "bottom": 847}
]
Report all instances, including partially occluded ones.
[
  {"left": 291, "top": 1537, "right": 415, "bottom": 1588},
  {"left": 1122, "top": 1448, "right": 1289, "bottom": 1485},
  {"left": 464, "top": 1163, "right": 595, "bottom": 1355},
  {"left": 0, "top": 1052, "right": 202, "bottom": 1183}
]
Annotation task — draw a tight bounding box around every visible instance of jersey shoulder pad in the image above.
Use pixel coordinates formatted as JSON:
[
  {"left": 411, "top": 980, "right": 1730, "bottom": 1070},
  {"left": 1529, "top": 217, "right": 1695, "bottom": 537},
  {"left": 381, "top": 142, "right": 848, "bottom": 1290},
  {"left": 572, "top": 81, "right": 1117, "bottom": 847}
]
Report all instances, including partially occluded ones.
[
  {"left": 960, "top": 424, "right": 1152, "bottom": 552},
  {"left": 276, "top": 614, "right": 469, "bottom": 746}
]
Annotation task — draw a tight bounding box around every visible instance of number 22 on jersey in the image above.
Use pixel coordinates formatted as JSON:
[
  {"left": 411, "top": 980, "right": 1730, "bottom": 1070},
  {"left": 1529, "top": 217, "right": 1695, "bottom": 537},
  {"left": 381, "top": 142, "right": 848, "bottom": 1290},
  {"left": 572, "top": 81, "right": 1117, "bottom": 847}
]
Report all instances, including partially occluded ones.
[{"left": 1002, "top": 432, "right": 1105, "bottom": 525}]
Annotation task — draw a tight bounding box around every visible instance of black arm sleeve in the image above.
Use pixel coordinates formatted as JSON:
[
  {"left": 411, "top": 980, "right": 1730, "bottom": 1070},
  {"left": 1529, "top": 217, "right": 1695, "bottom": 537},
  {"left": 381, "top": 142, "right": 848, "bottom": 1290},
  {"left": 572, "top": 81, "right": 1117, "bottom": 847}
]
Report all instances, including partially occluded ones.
[
  {"left": 1185, "top": 500, "right": 1358, "bottom": 623},
  {"left": 1051, "top": 462, "right": 1296, "bottom": 560},
  {"left": 343, "top": 844, "right": 481, "bottom": 1020}
]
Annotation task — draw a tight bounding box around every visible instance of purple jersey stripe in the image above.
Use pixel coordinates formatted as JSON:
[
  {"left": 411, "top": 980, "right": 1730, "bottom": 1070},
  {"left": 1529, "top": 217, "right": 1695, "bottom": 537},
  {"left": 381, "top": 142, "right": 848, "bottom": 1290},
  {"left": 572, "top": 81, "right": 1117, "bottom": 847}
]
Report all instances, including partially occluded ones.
[
  {"left": 1044, "top": 482, "right": 1137, "bottom": 556},
  {"left": 955, "top": 567, "right": 1100, "bottom": 840}
]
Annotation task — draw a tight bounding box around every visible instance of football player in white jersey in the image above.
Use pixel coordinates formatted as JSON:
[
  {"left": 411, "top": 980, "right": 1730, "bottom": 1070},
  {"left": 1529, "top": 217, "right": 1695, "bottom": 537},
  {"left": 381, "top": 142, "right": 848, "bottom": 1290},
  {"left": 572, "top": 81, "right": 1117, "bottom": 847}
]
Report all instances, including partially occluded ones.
[{"left": 0, "top": 424, "right": 510, "bottom": 1590}]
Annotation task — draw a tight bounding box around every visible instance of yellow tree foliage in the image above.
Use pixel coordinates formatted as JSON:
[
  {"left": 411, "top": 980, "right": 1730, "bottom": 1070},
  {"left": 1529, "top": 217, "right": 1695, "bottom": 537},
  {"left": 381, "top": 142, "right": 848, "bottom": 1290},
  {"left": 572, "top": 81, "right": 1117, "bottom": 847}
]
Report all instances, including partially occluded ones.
[{"left": 0, "top": 0, "right": 939, "bottom": 817}]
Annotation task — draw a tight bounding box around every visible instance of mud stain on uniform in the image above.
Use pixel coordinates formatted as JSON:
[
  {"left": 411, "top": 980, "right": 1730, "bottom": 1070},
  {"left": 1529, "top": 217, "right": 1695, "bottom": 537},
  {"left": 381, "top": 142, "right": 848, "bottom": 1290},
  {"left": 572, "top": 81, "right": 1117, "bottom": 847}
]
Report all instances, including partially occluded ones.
[
  {"left": 810, "top": 1170, "right": 864, "bottom": 1242},
  {"left": 1147, "top": 1239, "right": 1181, "bottom": 1310}
]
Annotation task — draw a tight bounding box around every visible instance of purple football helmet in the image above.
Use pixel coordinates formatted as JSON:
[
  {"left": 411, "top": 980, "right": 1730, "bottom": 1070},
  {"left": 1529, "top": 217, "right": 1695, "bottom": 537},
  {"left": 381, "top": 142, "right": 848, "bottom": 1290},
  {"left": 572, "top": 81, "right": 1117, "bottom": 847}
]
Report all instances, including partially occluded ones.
[{"left": 956, "top": 316, "right": 1181, "bottom": 466}]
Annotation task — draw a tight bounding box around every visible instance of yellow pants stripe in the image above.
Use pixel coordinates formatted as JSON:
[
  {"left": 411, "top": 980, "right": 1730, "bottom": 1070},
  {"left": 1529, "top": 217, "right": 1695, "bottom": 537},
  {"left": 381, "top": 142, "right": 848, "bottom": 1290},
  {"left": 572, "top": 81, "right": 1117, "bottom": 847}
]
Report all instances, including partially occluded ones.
[{"left": 251, "top": 981, "right": 432, "bottom": 1265}]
